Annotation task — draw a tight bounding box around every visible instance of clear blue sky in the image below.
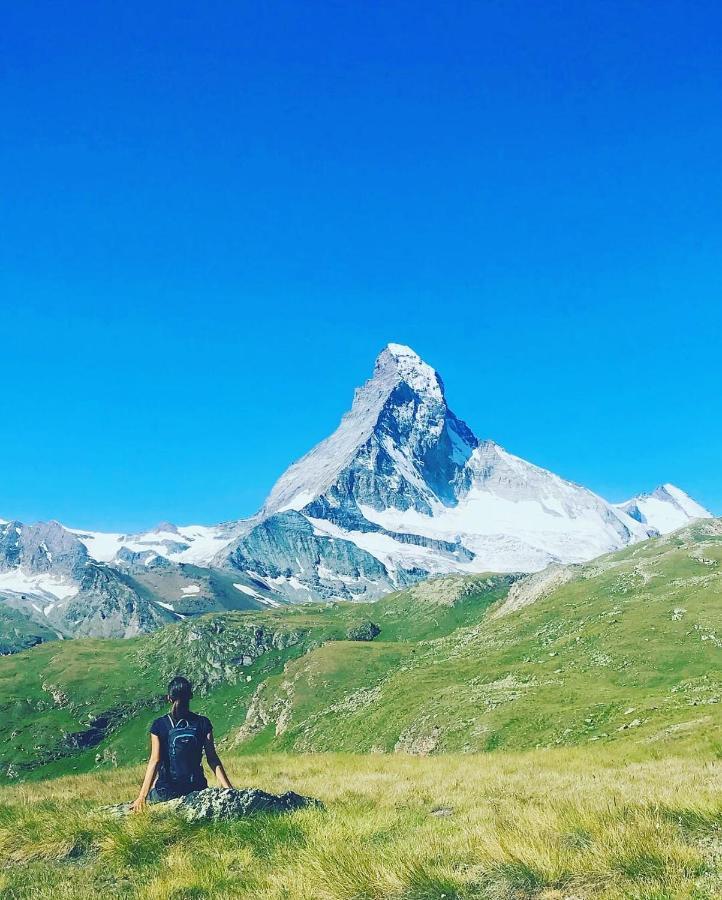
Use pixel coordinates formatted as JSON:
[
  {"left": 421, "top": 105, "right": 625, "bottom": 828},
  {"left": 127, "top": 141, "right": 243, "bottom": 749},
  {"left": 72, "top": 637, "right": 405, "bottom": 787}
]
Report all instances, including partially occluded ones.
[{"left": 2, "top": 1, "right": 720, "bottom": 530}]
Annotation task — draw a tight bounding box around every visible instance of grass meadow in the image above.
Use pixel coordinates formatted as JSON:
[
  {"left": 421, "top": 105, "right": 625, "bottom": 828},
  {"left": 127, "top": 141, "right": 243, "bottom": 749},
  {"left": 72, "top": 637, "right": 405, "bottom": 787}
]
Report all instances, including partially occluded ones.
[{"left": 1, "top": 749, "right": 722, "bottom": 899}]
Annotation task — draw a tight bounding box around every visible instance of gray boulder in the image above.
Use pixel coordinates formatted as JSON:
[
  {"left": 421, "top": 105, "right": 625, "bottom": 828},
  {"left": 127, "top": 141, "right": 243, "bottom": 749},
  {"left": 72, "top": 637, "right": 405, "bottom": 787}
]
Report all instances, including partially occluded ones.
[
  {"left": 171, "top": 787, "right": 322, "bottom": 821},
  {"left": 101, "top": 787, "right": 322, "bottom": 821}
]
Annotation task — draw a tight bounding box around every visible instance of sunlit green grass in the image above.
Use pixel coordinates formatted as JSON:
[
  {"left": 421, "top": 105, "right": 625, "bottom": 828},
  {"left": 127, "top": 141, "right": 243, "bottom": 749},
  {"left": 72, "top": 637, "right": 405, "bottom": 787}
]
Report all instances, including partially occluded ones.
[
  {"left": 1, "top": 751, "right": 722, "bottom": 898},
  {"left": 2, "top": 524, "right": 722, "bottom": 896}
]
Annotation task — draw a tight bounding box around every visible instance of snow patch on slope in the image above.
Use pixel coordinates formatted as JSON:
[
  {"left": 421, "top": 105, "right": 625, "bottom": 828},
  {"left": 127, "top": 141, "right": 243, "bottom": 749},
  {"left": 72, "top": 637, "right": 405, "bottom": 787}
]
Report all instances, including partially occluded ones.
[
  {"left": 353, "top": 442, "right": 652, "bottom": 572},
  {"left": 0, "top": 571, "right": 79, "bottom": 601},
  {"left": 233, "top": 583, "right": 282, "bottom": 606},
  {"left": 308, "top": 516, "right": 473, "bottom": 575},
  {"left": 70, "top": 523, "right": 240, "bottom": 566}
]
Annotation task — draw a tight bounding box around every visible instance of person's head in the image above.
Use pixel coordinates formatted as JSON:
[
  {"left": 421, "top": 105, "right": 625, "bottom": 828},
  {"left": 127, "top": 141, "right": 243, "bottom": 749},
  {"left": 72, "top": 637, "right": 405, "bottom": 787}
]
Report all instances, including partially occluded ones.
[{"left": 167, "top": 676, "right": 193, "bottom": 718}]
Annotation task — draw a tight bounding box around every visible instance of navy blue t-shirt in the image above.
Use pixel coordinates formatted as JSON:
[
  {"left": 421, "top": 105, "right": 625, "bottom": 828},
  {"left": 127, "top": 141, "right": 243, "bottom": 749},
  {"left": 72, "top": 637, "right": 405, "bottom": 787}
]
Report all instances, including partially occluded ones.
[{"left": 149, "top": 711, "right": 212, "bottom": 797}]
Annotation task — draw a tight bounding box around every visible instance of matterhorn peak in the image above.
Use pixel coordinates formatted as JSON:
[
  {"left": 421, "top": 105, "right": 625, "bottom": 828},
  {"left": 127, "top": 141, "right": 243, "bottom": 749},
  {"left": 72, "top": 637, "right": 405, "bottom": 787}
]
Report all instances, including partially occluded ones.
[
  {"left": 259, "top": 343, "right": 465, "bottom": 519},
  {"left": 385, "top": 341, "right": 419, "bottom": 359},
  {"left": 17, "top": 343, "right": 709, "bottom": 616},
  {"left": 372, "top": 343, "right": 444, "bottom": 401}
]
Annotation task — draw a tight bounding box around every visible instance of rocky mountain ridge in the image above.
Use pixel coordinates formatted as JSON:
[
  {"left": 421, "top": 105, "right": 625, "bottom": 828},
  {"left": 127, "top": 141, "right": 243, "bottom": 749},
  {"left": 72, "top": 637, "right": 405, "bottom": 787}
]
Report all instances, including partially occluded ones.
[
  {"left": 0, "top": 344, "right": 713, "bottom": 646},
  {"left": 210, "top": 344, "right": 710, "bottom": 600}
]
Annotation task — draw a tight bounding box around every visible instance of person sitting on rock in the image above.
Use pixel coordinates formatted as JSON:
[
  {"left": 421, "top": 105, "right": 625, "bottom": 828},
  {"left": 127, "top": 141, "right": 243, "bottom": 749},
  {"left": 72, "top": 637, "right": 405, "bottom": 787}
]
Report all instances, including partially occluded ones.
[{"left": 131, "top": 675, "right": 233, "bottom": 811}]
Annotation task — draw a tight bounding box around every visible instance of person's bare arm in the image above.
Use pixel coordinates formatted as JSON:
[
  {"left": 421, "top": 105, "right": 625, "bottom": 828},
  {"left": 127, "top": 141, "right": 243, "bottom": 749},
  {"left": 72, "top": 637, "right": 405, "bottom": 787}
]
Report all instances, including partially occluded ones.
[
  {"left": 131, "top": 733, "right": 161, "bottom": 812},
  {"left": 205, "top": 731, "right": 233, "bottom": 789}
]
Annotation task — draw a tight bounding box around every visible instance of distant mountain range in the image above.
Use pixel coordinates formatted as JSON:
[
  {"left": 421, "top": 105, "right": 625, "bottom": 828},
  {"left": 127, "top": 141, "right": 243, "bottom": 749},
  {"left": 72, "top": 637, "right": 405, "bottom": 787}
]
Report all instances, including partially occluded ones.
[
  {"left": 3, "top": 517, "right": 722, "bottom": 780},
  {"left": 0, "top": 344, "right": 713, "bottom": 648},
  {"left": 615, "top": 483, "right": 712, "bottom": 533}
]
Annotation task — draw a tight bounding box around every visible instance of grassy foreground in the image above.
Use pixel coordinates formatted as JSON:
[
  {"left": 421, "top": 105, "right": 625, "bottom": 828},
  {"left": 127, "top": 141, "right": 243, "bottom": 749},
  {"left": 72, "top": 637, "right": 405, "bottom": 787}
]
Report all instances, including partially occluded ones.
[{"left": 2, "top": 750, "right": 722, "bottom": 899}]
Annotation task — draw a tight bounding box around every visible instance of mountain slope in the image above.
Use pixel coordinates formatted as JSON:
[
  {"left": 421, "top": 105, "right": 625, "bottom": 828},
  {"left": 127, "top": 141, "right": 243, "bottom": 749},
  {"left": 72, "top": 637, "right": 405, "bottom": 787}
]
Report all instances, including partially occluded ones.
[
  {"left": 0, "top": 520, "right": 173, "bottom": 645},
  {"left": 2, "top": 520, "right": 721, "bottom": 781},
  {"left": 0, "top": 344, "right": 710, "bottom": 630},
  {"left": 216, "top": 344, "right": 656, "bottom": 599},
  {"left": 0, "top": 519, "right": 286, "bottom": 650},
  {"left": 0, "top": 573, "right": 515, "bottom": 779},
  {"left": 230, "top": 518, "right": 722, "bottom": 754},
  {"left": 617, "top": 483, "right": 713, "bottom": 534}
]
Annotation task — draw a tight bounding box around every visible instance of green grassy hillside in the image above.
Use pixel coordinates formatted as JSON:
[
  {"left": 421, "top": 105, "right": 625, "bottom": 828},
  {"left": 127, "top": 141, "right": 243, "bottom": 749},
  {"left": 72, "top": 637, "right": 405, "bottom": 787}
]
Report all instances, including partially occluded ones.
[
  {"left": 0, "top": 605, "right": 57, "bottom": 655},
  {"left": 0, "top": 573, "right": 513, "bottom": 780},
  {"left": 1, "top": 520, "right": 721, "bottom": 783},
  {"left": 241, "top": 519, "right": 722, "bottom": 756},
  {"left": 3, "top": 522, "right": 722, "bottom": 897}
]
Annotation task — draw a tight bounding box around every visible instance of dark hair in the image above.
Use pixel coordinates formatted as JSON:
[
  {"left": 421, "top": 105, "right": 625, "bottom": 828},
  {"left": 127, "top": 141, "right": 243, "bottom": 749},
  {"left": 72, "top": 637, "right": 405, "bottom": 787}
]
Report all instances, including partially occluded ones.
[{"left": 167, "top": 676, "right": 192, "bottom": 720}]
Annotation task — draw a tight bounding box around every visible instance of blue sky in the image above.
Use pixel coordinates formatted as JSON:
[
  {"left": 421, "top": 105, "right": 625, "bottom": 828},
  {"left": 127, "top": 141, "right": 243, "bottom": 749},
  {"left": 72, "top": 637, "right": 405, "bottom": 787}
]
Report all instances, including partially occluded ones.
[{"left": 1, "top": 1, "right": 720, "bottom": 529}]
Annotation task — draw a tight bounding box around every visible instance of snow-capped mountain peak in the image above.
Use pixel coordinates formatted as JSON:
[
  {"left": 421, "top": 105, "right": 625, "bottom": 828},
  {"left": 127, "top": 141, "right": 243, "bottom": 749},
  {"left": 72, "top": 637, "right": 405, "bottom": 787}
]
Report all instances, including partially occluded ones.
[
  {"left": 69, "top": 522, "right": 241, "bottom": 566},
  {"left": 210, "top": 345, "right": 672, "bottom": 602},
  {"left": 657, "top": 484, "right": 712, "bottom": 520},
  {"left": 378, "top": 343, "right": 445, "bottom": 400},
  {"left": 616, "top": 484, "right": 712, "bottom": 534},
  {"left": 260, "top": 343, "right": 473, "bottom": 518},
  {"left": 1, "top": 345, "right": 713, "bottom": 633}
]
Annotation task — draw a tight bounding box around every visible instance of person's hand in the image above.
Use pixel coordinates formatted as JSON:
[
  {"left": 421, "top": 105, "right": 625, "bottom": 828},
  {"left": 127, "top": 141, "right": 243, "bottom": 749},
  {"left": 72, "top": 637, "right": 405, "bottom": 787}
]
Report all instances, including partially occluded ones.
[{"left": 131, "top": 795, "right": 147, "bottom": 813}]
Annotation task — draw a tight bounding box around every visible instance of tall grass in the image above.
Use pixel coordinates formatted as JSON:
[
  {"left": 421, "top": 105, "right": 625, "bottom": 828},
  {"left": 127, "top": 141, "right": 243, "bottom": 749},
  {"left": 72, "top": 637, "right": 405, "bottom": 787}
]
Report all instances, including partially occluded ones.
[{"left": 1, "top": 750, "right": 721, "bottom": 898}]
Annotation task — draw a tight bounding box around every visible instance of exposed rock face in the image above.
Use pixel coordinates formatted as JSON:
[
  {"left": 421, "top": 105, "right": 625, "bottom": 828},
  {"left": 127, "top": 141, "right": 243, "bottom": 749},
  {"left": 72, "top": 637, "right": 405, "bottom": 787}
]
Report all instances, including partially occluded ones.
[
  {"left": 133, "top": 615, "right": 306, "bottom": 693},
  {"left": 0, "top": 515, "right": 280, "bottom": 647},
  {"left": 0, "top": 604, "right": 56, "bottom": 655},
  {"left": 0, "top": 521, "right": 172, "bottom": 646},
  {"left": 394, "top": 722, "right": 442, "bottom": 755},
  {"left": 260, "top": 345, "right": 477, "bottom": 519},
  {"left": 224, "top": 511, "right": 394, "bottom": 602},
  {"left": 114, "top": 547, "right": 174, "bottom": 571},
  {"left": 0, "top": 520, "right": 88, "bottom": 578},
  {"left": 233, "top": 679, "right": 295, "bottom": 744},
  {"left": 52, "top": 564, "right": 171, "bottom": 638},
  {"left": 491, "top": 565, "right": 576, "bottom": 619},
  {"left": 346, "top": 621, "right": 381, "bottom": 641},
  {"left": 396, "top": 573, "right": 520, "bottom": 608}
]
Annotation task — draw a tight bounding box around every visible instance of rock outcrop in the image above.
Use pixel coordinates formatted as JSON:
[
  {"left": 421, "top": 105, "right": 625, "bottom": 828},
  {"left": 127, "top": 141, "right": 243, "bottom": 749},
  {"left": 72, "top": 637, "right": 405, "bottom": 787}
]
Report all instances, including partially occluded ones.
[{"left": 102, "top": 787, "right": 322, "bottom": 820}]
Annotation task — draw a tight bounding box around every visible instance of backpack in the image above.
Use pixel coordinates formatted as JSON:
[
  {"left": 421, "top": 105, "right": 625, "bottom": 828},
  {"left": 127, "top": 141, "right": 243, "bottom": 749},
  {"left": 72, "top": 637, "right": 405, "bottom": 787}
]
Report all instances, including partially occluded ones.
[{"left": 166, "top": 714, "right": 203, "bottom": 786}]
